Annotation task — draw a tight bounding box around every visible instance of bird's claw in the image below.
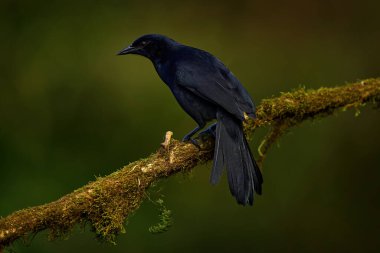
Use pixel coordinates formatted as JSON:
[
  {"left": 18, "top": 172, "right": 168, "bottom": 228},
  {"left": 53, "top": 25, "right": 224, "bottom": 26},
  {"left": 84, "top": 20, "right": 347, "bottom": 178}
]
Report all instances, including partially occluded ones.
[{"left": 182, "top": 137, "right": 201, "bottom": 149}]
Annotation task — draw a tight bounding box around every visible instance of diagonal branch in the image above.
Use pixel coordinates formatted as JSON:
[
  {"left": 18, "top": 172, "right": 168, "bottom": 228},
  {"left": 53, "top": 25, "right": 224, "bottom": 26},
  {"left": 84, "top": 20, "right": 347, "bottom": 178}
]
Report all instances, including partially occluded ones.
[{"left": 0, "top": 78, "right": 379, "bottom": 248}]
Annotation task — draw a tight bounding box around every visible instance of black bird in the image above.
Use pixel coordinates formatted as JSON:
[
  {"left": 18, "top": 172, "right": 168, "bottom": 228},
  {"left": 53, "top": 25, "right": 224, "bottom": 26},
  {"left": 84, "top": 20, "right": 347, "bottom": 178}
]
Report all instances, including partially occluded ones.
[{"left": 118, "top": 34, "right": 263, "bottom": 205}]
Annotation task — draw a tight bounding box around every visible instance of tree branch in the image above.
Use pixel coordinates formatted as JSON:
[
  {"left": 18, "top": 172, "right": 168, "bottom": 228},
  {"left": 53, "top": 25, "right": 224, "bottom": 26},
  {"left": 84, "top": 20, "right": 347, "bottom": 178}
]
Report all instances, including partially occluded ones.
[{"left": 1, "top": 78, "right": 379, "bottom": 248}]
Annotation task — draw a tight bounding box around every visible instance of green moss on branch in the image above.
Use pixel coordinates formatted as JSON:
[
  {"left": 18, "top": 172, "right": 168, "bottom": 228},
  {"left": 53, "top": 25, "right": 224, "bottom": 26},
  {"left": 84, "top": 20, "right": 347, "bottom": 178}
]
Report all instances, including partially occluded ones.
[{"left": 0, "top": 78, "right": 379, "bottom": 249}]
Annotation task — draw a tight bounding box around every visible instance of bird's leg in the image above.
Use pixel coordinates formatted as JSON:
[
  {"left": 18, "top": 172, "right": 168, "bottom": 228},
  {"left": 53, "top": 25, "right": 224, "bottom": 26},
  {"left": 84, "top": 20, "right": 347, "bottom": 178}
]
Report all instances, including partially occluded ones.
[
  {"left": 182, "top": 123, "right": 206, "bottom": 148},
  {"left": 182, "top": 126, "right": 202, "bottom": 142},
  {"left": 198, "top": 123, "right": 217, "bottom": 138}
]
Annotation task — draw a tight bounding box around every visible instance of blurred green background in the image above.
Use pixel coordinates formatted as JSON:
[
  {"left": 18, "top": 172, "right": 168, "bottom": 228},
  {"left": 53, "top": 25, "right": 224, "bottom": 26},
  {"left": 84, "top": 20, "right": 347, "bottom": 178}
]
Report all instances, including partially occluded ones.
[{"left": 1, "top": 0, "right": 379, "bottom": 252}]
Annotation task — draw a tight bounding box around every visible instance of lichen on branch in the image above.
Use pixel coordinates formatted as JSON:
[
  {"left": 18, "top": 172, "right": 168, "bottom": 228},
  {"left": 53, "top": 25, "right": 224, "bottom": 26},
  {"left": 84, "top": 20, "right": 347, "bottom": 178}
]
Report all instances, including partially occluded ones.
[{"left": 0, "top": 78, "right": 379, "bottom": 249}]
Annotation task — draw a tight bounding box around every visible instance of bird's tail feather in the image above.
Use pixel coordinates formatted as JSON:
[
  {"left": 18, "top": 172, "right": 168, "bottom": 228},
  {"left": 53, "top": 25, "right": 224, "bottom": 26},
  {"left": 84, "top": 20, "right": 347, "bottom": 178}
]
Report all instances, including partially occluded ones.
[{"left": 210, "top": 110, "right": 263, "bottom": 205}]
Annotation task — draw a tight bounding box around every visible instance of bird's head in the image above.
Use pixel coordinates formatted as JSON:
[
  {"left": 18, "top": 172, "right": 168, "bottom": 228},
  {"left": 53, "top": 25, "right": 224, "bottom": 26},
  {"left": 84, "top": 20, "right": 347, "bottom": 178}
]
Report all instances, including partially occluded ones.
[{"left": 117, "top": 34, "right": 177, "bottom": 60}]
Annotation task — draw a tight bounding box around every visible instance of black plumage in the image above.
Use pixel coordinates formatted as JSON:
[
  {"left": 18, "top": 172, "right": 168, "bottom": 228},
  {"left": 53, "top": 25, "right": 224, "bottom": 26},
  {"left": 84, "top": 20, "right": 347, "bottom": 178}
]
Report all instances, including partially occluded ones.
[{"left": 118, "top": 34, "right": 263, "bottom": 205}]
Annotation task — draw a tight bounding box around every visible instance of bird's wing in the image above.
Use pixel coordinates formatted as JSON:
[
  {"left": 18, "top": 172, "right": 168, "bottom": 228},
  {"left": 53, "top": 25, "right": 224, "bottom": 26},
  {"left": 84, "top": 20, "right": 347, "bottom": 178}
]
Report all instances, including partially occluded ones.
[{"left": 175, "top": 54, "right": 254, "bottom": 120}]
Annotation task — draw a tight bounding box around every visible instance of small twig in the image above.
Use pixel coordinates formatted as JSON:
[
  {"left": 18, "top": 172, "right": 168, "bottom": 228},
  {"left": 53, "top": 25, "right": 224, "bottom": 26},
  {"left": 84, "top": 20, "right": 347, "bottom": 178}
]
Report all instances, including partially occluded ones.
[
  {"left": 257, "top": 118, "right": 297, "bottom": 165},
  {"left": 161, "top": 131, "right": 173, "bottom": 149}
]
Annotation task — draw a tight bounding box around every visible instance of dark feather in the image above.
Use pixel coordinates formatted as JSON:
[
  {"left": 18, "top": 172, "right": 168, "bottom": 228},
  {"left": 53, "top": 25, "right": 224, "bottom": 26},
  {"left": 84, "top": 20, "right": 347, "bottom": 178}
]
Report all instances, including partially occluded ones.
[{"left": 210, "top": 109, "right": 263, "bottom": 205}]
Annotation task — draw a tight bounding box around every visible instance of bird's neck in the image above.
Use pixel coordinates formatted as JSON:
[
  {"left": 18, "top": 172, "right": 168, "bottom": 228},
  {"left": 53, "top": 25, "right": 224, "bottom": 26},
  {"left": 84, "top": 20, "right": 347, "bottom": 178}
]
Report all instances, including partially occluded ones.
[
  {"left": 150, "top": 43, "right": 181, "bottom": 86},
  {"left": 152, "top": 59, "right": 175, "bottom": 86},
  {"left": 151, "top": 56, "right": 167, "bottom": 66}
]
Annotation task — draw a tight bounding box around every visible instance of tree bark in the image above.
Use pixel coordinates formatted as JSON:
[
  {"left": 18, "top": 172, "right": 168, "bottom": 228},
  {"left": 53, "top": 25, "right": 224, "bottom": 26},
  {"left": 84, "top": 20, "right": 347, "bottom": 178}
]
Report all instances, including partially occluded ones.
[{"left": 0, "top": 78, "right": 379, "bottom": 248}]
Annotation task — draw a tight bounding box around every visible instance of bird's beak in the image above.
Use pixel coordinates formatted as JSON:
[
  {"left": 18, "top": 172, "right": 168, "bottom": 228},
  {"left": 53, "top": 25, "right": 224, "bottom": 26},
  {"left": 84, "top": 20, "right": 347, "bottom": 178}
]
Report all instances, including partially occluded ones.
[{"left": 117, "top": 46, "right": 138, "bottom": 55}]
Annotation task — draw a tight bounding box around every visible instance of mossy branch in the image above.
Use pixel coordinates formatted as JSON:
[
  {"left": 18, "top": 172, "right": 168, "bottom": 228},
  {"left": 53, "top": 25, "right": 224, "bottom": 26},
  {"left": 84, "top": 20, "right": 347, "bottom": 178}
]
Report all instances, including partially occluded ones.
[{"left": 0, "top": 78, "right": 379, "bottom": 249}]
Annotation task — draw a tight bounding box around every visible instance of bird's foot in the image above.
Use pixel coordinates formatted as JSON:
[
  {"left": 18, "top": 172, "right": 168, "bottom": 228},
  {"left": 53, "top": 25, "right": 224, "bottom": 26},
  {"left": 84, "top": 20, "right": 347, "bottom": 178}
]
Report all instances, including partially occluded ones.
[
  {"left": 182, "top": 135, "right": 191, "bottom": 142},
  {"left": 182, "top": 136, "right": 201, "bottom": 149}
]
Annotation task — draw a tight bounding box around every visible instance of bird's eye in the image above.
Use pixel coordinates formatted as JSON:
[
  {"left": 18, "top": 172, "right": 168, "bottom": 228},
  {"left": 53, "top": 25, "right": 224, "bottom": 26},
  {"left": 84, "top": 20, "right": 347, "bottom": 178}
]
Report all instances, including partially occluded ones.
[{"left": 141, "top": 41, "right": 147, "bottom": 46}]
